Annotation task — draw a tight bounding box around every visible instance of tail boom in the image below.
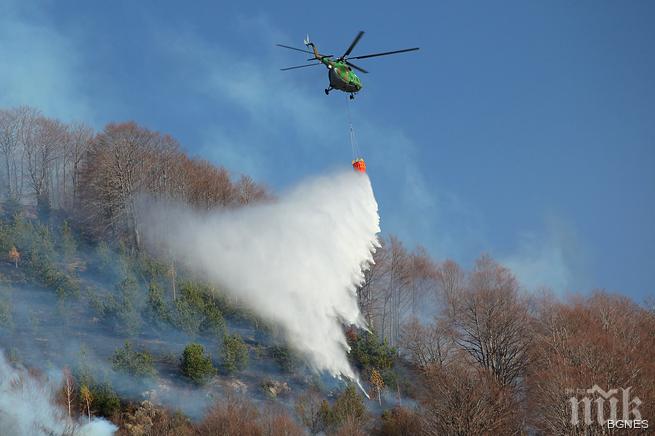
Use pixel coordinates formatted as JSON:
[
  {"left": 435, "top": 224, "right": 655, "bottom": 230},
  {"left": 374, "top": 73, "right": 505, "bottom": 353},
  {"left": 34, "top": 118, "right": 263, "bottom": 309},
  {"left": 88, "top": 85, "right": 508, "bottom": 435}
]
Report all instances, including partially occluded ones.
[{"left": 304, "top": 34, "right": 328, "bottom": 65}]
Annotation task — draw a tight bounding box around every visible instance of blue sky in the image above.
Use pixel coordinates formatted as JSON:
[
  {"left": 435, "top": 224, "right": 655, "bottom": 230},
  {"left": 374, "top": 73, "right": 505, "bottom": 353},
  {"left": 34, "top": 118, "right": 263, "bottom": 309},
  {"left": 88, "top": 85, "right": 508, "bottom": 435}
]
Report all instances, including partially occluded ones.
[{"left": 1, "top": 1, "right": 653, "bottom": 300}]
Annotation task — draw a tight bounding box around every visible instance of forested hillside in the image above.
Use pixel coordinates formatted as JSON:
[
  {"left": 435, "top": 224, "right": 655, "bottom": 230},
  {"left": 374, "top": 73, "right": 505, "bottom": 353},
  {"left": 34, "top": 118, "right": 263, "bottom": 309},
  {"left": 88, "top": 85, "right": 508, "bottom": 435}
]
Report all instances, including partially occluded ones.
[{"left": 0, "top": 106, "right": 653, "bottom": 435}]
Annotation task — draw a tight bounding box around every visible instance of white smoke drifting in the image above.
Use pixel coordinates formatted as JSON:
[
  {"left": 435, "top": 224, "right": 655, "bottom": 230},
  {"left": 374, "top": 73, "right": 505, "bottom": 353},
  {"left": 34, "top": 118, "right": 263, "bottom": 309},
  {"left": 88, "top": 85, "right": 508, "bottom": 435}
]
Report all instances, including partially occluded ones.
[
  {"left": 143, "top": 170, "right": 380, "bottom": 381},
  {"left": 0, "top": 351, "right": 117, "bottom": 436}
]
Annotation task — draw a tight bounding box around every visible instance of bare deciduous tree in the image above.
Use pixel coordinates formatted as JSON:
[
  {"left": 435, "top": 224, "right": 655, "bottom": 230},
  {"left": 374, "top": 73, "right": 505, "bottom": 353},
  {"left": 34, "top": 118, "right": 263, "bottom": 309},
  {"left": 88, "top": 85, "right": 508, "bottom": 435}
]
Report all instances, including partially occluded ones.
[
  {"left": 79, "top": 384, "right": 93, "bottom": 423},
  {"left": 64, "top": 122, "right": 93, "bottom": 208},
  {"left": 80, "top": 122, "right": 180, "bottom": 248},
  {"left": 62, "top": 366, "right": 76, "bottom": 419},
  {"left": 295, "top": 386, "right": 327, "bottom": 435},
  {"left": 401, "top": 317, "right": 454, "bottom": 369},
  {"left": 23, "top": 116, "right": 67, "bottom": 211},
  {"left": 449, "top": 256, "right": 532, "bottom": 387},
  {"left": 235, "top": 174, "right": 268, "bottom": 205},
  {"left": 527, "top": 292, "right": 655, "bottom": 434},
  {"left": 435, "top": 259, "right": 465, "bottom": 318},
  {"left": 0, "top": 108, "right": 23, "bottom": 200},
  {"left": 419, "top": 362, "right": 521, "bottom": 435}
]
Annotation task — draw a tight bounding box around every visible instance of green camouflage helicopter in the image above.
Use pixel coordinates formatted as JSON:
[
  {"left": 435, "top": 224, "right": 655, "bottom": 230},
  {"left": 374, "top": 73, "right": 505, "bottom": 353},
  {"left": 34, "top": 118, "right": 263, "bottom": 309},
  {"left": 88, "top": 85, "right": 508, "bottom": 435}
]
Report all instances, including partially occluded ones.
[{"left": 277, "top": 31, "right": 419, "bottom": 99}]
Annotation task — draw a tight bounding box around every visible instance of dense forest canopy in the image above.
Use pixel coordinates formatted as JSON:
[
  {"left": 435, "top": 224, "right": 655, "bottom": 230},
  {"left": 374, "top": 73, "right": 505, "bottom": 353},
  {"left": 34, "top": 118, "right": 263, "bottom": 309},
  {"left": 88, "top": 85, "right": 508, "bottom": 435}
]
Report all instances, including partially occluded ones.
[{"left": 0, "top": 105, "right": 653, "bottom": 435}]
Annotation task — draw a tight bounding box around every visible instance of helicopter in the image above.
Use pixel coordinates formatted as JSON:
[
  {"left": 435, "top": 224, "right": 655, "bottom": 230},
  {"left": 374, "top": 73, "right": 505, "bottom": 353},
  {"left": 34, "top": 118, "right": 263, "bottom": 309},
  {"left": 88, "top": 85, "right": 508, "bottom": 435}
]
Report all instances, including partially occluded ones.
[{"left": 277, "top": 31, "right": 419, "bottom": 99}]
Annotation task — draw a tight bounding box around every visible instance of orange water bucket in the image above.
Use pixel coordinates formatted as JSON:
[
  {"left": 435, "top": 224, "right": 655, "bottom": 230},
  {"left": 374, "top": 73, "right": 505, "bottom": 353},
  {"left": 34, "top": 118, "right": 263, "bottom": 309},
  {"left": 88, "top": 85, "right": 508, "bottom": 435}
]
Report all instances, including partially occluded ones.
[{"left": 352, "top": 158, "right": 366, "bottom": 173}]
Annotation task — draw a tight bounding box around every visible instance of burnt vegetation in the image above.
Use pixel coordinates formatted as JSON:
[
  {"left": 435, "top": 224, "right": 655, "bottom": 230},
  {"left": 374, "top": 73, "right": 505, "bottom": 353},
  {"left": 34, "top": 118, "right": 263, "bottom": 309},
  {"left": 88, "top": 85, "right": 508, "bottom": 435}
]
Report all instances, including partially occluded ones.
[{"left": 0, "top": 105, "right": 653, "bottom": 434}]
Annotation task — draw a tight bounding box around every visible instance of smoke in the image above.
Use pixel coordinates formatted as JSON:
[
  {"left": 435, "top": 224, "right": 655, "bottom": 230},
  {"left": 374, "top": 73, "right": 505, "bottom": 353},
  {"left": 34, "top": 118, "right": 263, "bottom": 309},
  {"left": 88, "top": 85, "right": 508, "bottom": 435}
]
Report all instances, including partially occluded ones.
[
  {"left": 501, "top": 217, "right": 587, "bottom": 294},
  {"left": 76, "top": 421, "right": 120, "bottom": 436},
  {"left": 142, "top": 170, "right": 380, "bottom": 382},
  {"left": 0, "top": 351, "right": 117, "bottom": 436}
]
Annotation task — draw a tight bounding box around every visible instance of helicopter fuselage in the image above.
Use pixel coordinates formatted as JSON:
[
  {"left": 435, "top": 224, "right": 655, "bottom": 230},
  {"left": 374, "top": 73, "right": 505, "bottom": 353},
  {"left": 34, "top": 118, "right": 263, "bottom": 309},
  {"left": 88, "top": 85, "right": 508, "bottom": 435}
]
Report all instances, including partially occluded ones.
[
  {"left": 326, "top": 61, "right": 362, "bottom": 93},
  {"left": 309, "top": 43, "right": 362, "bottom": 95}
]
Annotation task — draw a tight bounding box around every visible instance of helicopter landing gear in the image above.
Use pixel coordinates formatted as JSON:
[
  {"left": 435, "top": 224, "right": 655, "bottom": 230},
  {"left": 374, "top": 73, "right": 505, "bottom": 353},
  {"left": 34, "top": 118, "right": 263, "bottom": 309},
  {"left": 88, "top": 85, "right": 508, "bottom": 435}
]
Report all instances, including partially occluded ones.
[
  {"left": 349, "top": 93, "right": 355, "bottom": 100},
  {"left": 324, "top": 86, "right": 333, "bottom": 95}
]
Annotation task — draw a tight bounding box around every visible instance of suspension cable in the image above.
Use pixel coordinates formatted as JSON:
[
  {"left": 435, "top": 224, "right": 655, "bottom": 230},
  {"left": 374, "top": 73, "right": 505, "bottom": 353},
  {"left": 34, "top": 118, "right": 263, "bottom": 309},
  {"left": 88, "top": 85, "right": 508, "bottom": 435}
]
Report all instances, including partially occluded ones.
[{"left": 346, "top": 97, "right": 360, "bottom": 160}]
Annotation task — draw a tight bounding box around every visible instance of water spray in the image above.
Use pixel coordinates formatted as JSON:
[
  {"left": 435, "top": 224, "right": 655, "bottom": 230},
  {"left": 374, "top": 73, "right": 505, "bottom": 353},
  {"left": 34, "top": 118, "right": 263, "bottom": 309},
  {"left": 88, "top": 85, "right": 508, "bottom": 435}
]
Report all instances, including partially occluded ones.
[
  {"left": 142, "top": 170, "right": 380, "bottom": 388},
  {"left": 356, "top": 379, "right": 371, "bottom": 399}
]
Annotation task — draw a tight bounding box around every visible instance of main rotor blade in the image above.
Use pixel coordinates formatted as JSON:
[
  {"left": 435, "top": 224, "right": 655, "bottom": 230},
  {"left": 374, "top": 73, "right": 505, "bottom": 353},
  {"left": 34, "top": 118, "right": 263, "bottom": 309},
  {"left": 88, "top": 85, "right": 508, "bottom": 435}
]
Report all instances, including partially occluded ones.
[
  {"left": 276, "top": 44, "right": 314, "bottom": 55},
  {"left": 280, "top": 62, "right": 322, "bottom": 71},
  {"left": 348, "top": 47, "right": 419, "bottom": 60},
  {"left": 341, "top": 31, "right": 365, "bottom": 59},
  {"left": 345, "top": 61, "right": 368, "bottom": 74},
  {"left": 306, "top": 55, "right": 333, "bottom": 61}
]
